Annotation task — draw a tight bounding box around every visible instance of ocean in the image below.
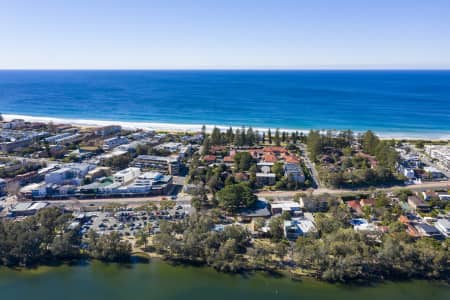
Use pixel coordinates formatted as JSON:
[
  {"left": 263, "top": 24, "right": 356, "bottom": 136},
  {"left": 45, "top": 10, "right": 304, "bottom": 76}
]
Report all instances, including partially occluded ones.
[{"left": 0, "top": 70, "right": 449, "bottom": 138}]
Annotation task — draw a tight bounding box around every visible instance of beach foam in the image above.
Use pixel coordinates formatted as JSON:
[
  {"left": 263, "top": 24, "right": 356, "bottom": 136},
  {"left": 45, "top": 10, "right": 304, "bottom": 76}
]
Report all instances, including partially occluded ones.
[{"left": 3, "top": 114, "right": 449, "bottom": 140}]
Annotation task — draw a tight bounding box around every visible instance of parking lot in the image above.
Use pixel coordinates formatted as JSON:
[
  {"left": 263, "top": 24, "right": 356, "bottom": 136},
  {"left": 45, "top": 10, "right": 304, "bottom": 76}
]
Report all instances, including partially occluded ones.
[{"left": 78, "top": 203, "right": 192, "bottom": 237}]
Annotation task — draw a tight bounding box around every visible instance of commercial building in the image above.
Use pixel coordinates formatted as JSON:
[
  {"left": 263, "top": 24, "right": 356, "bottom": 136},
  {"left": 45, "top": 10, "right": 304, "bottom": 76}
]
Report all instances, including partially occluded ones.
[
  {"left": 131, "top": 155, "right": 181, "bottom": 175},
  {"left": 45, "top": 163, "right": 95, "bottom": 185},
  {"left": 113, "top": 167, "right": 141, "bottom": 184}
]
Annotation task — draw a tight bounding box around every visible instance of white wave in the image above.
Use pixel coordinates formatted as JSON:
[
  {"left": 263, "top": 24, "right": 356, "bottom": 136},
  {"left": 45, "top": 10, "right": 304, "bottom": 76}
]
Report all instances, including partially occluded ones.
[{"left": 2, "top": 113, "right": 449, "bottom": 140}]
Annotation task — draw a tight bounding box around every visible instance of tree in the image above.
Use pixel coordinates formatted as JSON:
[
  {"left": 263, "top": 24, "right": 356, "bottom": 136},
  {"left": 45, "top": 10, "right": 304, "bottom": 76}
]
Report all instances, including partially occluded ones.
[
  {"left": 246, "top": 127, "right": 256, "bottom": 146},
  {"left": 225, "top": 127, "right": 234, "bottom": 144},
  {"left": 87, "top": 231, "right": 132, "bottom": 262},
  {"left": 268, "top": 129, "right": 272, "bottom": 144},
  {"left": 135, "top": 230, "right": 149, "bottom": 249},
  {"left": 274, "top": 128, "right": 281, "bottom": 146},
  {"left": 306, "top": 130, "right": 322, "bottom": 162},
  {"left": 211, "top": 127, "right": 222, "bottom": 145},
  {"left": 361, "top": 130, "right": 379, "bottom": 155},
  {"left": 216, "top": 183, "right": 257, "bottom": 212},
  {"left": 268, "top": 217, "right": 284, "bottom": 241},
  {"left": 201, "top": 137, "right": 211, "bottom": 156},
  {"left": 271, "top": 162, "right": 284, "bottom": 179},
  {"left": 233, "top": 152, "right": 255, "bottom": 172}
]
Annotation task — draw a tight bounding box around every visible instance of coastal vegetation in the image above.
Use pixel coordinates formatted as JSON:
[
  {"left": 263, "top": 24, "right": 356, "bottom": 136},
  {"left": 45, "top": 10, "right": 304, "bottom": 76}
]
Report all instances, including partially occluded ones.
[
  {"left": 151, "top": 207, "right": 450, "bottom": 283},
  {"left": 307, "top": 130, "right": 402, "bottom": 188},
  {"left": 0, "top": 208, "right": 132, "bottom": 267}
]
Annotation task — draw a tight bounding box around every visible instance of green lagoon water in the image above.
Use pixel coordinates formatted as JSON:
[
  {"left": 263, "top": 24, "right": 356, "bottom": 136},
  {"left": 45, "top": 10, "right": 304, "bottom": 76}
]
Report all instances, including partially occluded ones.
[{"left": 0, "top": 261, "right": 449, "bottom": 300}]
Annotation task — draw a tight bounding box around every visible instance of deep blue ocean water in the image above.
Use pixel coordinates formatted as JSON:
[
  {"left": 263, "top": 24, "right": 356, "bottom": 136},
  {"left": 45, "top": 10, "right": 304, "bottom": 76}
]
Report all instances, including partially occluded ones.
[{"left": 0, "top": 70, "right": 449, "bottom": 137}]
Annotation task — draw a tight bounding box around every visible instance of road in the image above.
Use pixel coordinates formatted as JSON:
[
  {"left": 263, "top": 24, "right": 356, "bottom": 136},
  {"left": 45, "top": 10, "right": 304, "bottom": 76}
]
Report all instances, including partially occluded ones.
[
  {"left": 298, "top": 143, "right": 321, "bottom": 188},
  {"left": 257, "top": 180, "right": 449, "bottom": 200},
  {"left": 408, "top": 144, "right": 450, "bottom": 178}
]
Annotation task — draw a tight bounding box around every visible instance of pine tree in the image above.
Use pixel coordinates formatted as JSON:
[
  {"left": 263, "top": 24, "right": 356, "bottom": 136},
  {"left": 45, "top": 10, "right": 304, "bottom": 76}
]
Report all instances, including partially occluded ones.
[
  {"left": 268, "top": 129, "right": 272, "bottom": 144},
  {"left": 274, "top": 128, "right": 281, "bottom": 146}
]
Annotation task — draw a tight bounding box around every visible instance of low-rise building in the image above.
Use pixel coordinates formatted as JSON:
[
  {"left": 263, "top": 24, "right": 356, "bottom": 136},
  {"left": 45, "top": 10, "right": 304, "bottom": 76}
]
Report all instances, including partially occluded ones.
[
  {"left": 131, "top": 154, "right": 180, "bottom": 175},
  {"left": 10, "top": 201, "right": 48, "bottom": 216},
  {"left": 113, "top": 167, "right": 141, "bottom": 185},
  {"left": 271, "top": 201, "right": 301, "bottom": 215},
  {"left": 283, "top": 217, "right": 317, "bottom": 240},
  {"left": 0, "top": 178, "right": 6, "bottom": 195},
  {"left": 102, "top": 136, "right": 129, "bottom": 151},
  {"left": 408, "top": 196, "right": 431, "bottom": 212},
  {"left": 435, "top": 219, "right": 450, "bottom": 237},
  {"left": 284, "top": 163, "right": 305, "bottom": 183},
  {"left": 255, "top": 173, "right": 276, "bottom": 186},
  {"left": 94, "top": 125, "right": 121, "bottom": 137}
]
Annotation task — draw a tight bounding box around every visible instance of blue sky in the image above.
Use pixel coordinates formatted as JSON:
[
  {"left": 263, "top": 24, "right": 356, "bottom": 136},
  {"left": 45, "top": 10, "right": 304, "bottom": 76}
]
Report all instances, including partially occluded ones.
[{"left": 1, "top": 0, "right": 450, "bottom": 69}]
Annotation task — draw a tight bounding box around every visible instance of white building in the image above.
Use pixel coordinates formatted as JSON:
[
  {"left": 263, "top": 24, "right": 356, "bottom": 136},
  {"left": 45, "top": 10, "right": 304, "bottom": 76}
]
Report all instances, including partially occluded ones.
[
  {"left": 435, "top": 219, "right": 450, "bottom": 237},
  {"left": 45, "top": 163, "right": 95, "bottom": 185},
  {"left": 284, "top": 163, "right": 305, "bottom": 183},
  {"left": 113, "top": 167, "right": 141, "bottom": 184},
  {"left": 425, "top": 145, "right": 450, "bottom": 171},
  {"left": 283, "top": 217, "right": 317, "bottom": 240},
  {"left": 103, "top": 136, "right": 129, "bottom": 151},
  {"left": 271, "top": 201, "right": 302, "bottom": 215}
]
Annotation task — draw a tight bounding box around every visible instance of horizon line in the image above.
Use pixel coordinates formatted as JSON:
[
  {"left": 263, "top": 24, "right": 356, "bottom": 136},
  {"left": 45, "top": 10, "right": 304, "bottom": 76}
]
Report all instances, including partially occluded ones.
[{"left": 1, "top": 68, "right": 450, "bottom": 71}]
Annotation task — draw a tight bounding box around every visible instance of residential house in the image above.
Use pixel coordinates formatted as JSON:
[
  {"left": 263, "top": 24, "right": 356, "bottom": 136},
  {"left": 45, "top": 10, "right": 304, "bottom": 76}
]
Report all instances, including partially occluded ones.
[{"left": 408, "top": 196, "right": 431, "bottom": 212}]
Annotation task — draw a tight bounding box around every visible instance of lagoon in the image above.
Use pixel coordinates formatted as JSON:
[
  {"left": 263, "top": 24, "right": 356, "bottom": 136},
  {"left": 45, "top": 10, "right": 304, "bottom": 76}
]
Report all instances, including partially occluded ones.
[{"left": 0, "top": 260, "right": 448, "bottom": 300}]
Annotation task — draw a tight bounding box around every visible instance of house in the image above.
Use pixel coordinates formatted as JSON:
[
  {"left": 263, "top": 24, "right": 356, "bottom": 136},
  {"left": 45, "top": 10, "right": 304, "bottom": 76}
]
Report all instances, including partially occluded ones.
[
  {"left": 360, "top": 198, "right": 376, "bottom": 207},
  {"left": 263, "top": 153, "right": 277, "bottom": 163},
  {"left": 422, "top": 191, "right": 438, "bottom": 201},
  {"left": 284, "top": 163, "right": 305, "bottom": 183},
  {"left": 347, "top": 200, "right": 363, "bottom": 215},
  {"left": 438, "top": 193, "right": 450, "bottom": 201},
  {"left": 0, "top": 178, "right": 7, "bottom": 196},
  {"left": 299, "top": 197, "right": 328, "bottom": 212},
  {"left": 271, "top": 201, "right": 302, "bottom": 215},
  {"left": 412, "top": 223, "right": 443, "bottom": 239},
  {"left": 408, "top": 196, "right": 431, "bottom": 212},
  {"left": 255, "top": 173, "right": 276, "bottom": 186},
  {"left": 435, "top": 219, "right": 450, "bottom": 237},
  {"left": 283, "top": 217, "right": 317, "bottom": 240},
  {"left": 203, "top": 155, "right": 217, "bottom": 163},
  {"left": 223, "top": 156, "right": 234, "bottom": 164},
  {"left": 238, "top": 198, "right": 271, "bottom": 221}
]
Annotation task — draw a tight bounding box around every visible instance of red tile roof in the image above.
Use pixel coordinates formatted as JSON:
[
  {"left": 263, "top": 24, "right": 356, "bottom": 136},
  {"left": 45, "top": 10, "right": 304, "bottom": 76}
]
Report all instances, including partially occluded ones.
[
  {"left": 360, "top": 198, "right": 376, "bottom": 207},
  {"left": 203, "top": 155, "right": 216, "bottom": 162},
  {"left": 263, "top": 146, "right": 288, "bottom": 153},
  {"left": 285, "top": 155, "right": 300, "bottom": 164},
  {"left": 347, "top": 200, "right": 362, "bottom": 214},
  {"left": 223, "top": 156, "right": 234, "bottom": 163},
  {"left": 263, "top": 153, "right": 278, "bottom": 163}
]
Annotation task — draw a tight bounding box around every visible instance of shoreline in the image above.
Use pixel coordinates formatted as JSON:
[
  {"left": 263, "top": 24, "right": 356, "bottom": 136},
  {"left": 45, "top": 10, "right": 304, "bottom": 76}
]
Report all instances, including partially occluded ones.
[{"left": 3, "top": 113, "right": 450, "bottom": 140}]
